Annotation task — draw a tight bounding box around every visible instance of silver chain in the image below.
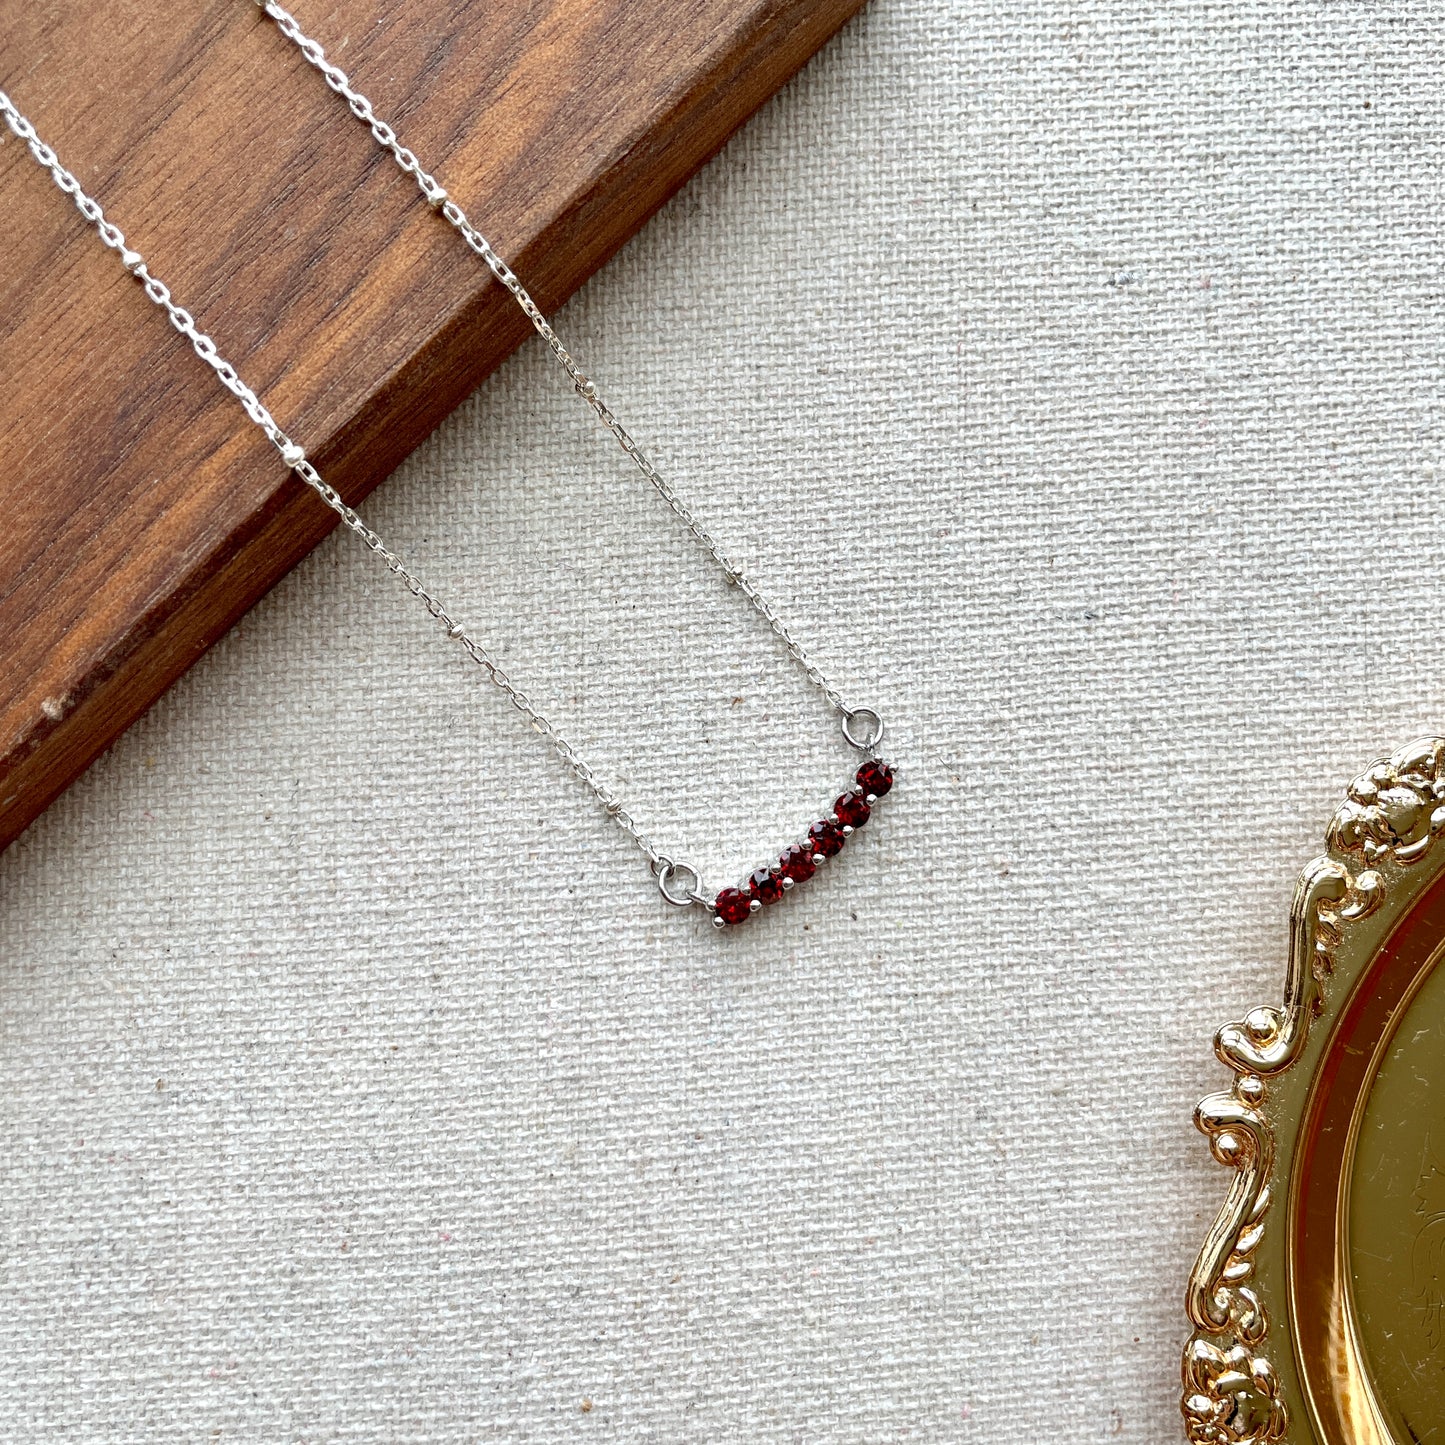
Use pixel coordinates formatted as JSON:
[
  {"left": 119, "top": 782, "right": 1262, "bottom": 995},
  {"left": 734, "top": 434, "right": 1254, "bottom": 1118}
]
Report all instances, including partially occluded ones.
[
  {"left": 254, "top": 1, "right": 851, "bottom": 713},
  {"left": 1, "top": 13, "right": 881, "bottom": 912}
]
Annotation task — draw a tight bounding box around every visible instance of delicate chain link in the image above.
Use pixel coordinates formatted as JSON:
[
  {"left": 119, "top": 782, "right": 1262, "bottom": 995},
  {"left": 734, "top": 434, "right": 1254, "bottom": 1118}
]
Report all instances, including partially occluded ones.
[
  {"left": 255, "top": 1, "right": 848, "bottom": 715},
  {"left": 3, "top": 12, "right": 880, "bottom": 909},
  {"left": 0, "top": 85, "right": 686, "bottom": 882}
]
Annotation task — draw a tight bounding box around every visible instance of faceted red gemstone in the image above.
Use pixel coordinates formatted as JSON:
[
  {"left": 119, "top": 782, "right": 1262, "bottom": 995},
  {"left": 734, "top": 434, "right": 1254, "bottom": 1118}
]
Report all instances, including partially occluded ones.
[
  {"left": 855, "top": 759, "right": 893, "bottom": 799},
  {"left": 779, "top": 843, "right": 816, "bottom": 884},
  {"left": 834, "top": 791, "right": 871, "bottom": 830},
  {"left": 808, "top": 818, "right": 846, "bottom": 859},
  {"left": 715, "top": 887, "right": 752, "bottom": 926},
  {"left": 749, "top": 867, "right": 785, "bottom": 905}
]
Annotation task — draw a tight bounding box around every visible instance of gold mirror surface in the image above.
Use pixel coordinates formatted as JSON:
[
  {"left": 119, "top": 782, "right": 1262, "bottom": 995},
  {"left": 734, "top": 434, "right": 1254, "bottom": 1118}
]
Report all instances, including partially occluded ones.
[
  {"left": 1351, "top": 949, "right": 1445, "bottom": 1438},
  {"left": 1185, "top": 740, "right": 1445, "bottom": 1445}
]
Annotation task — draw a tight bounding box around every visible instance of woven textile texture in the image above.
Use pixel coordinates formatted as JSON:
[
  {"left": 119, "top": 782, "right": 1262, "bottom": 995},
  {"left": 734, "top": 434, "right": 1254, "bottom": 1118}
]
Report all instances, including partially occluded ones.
[{"left": 4, "top": 2, "right": 1445, "bottom": 1440}]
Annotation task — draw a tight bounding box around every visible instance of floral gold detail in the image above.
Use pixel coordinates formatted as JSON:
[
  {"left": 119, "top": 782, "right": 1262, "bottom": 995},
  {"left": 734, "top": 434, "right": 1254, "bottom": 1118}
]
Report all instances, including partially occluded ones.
[
  {"left": 1183, "top": 1337, "right": 1289, "bottom": 1445},
  {"left": 1327, "top": 736, "right": 1445, "bottom": 867}
]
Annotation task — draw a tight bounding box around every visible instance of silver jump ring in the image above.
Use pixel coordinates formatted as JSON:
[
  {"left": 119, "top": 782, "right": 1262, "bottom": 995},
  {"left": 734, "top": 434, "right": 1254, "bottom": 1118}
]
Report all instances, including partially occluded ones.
[
  {"left": 657, "top": 860, "right": 704, "bottom": 908},
  {"left": 841, "top": 706, "right": 885, "bottom": 750}
]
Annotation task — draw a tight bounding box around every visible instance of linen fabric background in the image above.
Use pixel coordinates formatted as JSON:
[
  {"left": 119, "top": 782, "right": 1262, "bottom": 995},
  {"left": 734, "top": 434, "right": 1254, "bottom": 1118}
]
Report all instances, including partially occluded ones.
[{"left": 3, "top": 2, "right": 1444, "bottom": 1440}]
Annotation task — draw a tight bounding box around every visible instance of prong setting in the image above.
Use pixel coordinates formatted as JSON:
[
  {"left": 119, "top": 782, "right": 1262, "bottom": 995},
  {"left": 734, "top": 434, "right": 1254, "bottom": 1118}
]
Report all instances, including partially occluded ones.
[{"left": 709, "top": 760, "right": 894, "bottom": 928}]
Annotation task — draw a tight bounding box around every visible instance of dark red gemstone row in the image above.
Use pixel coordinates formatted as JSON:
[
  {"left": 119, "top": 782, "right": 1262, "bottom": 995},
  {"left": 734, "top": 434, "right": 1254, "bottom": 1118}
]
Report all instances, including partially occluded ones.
[{"left": 713, "top": 759, "right": 894, "bottom": 927}]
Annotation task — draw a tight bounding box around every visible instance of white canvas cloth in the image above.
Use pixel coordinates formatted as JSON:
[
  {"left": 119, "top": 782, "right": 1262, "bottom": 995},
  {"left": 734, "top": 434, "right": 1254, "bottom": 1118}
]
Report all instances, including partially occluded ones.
[{"left": 3, "top": 2, "right": 1443, "bottom": 1439}]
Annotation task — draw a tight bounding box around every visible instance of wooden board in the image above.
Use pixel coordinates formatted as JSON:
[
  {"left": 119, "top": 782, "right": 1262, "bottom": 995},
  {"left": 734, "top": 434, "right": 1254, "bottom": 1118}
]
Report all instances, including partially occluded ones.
[{"left": 0, "top": 0, "right": 864, "bottom": 854}]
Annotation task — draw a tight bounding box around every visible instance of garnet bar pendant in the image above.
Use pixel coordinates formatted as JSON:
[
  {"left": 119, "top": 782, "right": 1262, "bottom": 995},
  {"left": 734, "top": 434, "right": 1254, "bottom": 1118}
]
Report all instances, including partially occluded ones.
[{"left": 710, "top": 757, "right": 894, "bottom": 928}]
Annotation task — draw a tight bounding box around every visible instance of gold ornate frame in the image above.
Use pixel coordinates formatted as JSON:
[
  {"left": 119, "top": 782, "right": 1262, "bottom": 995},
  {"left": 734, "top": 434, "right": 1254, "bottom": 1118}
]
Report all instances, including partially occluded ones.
[{"left": 1185, "top": 738, "right": 1445, "bottom": 1444}]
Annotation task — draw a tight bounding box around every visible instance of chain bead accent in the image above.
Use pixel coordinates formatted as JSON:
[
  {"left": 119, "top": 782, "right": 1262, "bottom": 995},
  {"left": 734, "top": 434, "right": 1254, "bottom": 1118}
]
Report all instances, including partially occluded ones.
[
  {"left": 255, "top": 2, "right": 850, "bottom": 719},
  {"left": 0, "top": 84, "right": 681, "bottom": 877}
]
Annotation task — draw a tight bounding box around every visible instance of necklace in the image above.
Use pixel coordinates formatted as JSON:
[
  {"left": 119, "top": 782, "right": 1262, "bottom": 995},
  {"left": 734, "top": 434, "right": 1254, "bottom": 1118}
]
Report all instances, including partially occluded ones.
[{"left": 0, "top": 6, "right": 894, "bottom": 931}]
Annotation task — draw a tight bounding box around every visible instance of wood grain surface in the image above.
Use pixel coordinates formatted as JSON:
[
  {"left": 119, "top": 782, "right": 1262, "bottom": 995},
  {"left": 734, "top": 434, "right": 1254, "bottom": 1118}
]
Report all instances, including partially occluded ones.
[{"left": 0, "top": 0, "right": 864, "bottom": 855}]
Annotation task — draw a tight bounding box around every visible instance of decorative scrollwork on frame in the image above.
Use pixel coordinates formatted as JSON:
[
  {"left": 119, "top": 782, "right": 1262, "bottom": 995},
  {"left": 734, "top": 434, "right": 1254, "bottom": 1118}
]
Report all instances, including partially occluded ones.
[
  {"left": 1212, "top": 859, "right": 1357, "bottom": 1080},
  {"left": 1181, "top": 739, "right": 1445, "bottom": 1444},
  {"left": 1187, "top": 1079, "right": 1272, "bottom": 1345}
]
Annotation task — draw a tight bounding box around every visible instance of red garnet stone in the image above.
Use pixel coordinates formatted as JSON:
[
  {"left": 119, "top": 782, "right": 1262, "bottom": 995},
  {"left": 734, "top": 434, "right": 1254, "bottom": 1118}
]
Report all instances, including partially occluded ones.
[
  {"left": 855, "top": 759, "right": 894, "bottom": 799},
  {"left": 715, "top": 887, "right": 752, "bottom": 926},
  {"left": 779, "top": 843, "right": 816, "bottom": 884},
  {"left": 834, "top": 791, "right": 871, "bottom": 830},
  {"left": 749, "top": 867, "right": 785, "bottom": 905},
  {"left": 808, "top": 818, "right": 846, "bottom": 860}
]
